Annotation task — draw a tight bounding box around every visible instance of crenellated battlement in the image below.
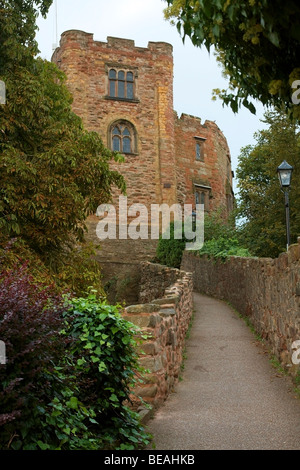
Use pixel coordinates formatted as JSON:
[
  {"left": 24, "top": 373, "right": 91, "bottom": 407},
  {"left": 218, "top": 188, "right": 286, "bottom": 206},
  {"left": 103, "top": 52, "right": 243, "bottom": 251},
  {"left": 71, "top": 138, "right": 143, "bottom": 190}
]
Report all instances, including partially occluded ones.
[{"left": 52, "top": 30, "right": 173, "bottom": 62}]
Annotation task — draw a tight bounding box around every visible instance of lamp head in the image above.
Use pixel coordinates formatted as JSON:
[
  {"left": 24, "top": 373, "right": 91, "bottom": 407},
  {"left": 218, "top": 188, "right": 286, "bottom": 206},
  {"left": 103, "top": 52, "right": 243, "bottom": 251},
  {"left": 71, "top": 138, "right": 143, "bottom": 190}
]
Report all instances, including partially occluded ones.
[{"left": 277, "top": 160, "right": 293, "bottom": 189}]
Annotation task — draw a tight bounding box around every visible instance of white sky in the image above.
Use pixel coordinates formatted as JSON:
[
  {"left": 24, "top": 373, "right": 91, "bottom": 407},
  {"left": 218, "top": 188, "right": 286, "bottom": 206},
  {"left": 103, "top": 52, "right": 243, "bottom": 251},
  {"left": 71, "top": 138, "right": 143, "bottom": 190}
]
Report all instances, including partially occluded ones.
[{"left": 36, "top": 0, "right": 268, "bottom": 192}]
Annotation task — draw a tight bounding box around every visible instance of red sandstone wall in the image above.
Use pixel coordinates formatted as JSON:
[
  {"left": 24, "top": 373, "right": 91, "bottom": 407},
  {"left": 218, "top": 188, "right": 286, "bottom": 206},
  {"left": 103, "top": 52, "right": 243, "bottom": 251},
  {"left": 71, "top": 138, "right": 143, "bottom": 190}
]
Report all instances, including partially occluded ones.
[
  {"left": 123, "top": 262, "right": 194, "bottom": 409},
  {"left": 53, "top": 30, "right": 177, "bottom": 210},
  {"left": 181, "top": 242, "right": 300, "bottom": 376},
  {"left": 52, "top": 31, "right": 235, "bottom": 294},
  {"left": 52, "top": 30, "right": 234, "bottom": 216},
  {"left": 175, "top": 113, "right": 234, "bottom": 213}
]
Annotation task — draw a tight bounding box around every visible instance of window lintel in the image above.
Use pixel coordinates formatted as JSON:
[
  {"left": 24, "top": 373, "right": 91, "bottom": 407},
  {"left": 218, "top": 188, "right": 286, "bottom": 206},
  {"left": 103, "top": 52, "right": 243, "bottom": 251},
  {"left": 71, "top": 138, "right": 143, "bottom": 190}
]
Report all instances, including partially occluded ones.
[
  {"left": 194, "top": 183, "right": 211, "bottom": 190},
  {"left": 104, "top": 96, "right": 140, "bottom": 103}
]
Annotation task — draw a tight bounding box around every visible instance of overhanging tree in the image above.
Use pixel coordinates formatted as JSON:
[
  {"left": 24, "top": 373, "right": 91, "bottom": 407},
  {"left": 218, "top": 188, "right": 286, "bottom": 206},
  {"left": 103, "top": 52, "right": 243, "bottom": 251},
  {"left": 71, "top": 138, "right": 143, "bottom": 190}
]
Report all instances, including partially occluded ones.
[
  {"left": 236, "top": 110, "right": 300, "bottom": 257},
  {"left": 0, "top": 1, "right": 126, "bottom": 268},
  {"left": 164, "top": 0, "right": 300, "bottom": 119},
  {"left": 0, "top": 0, "right": 53, "bottom": 73}
]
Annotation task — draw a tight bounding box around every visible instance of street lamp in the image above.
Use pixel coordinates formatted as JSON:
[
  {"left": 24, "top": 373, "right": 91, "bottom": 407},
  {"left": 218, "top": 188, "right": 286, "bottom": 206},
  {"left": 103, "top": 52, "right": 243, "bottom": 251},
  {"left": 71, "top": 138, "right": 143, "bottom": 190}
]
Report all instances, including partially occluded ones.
[{"left": 277, "top": 160, "right": 294, "bottom": 251}]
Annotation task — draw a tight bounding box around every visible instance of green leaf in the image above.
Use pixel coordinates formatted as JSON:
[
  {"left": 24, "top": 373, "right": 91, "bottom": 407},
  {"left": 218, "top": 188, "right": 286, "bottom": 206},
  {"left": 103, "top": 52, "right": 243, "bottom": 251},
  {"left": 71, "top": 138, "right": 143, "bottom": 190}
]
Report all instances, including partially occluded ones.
[
  {"left": 67, "top": 396, "right": 79, "bottom": 409},
  {"left": 77, "top": 358, "right": 86, "bottom": 366},
  {"left": 267, "top": 31, "right": 280, "bottom": 47},
  {"left": 110, "top": 393, "right": 118, "bottom": 402},
  {"left": 37, "top": 441, "right": 51, "bottom": 450},
  {"left": 91, "top": 355, "right": 100, "bottom": 363},
  {"left": 212, "top": 24, "right": 220, "bottom": 38},
  {"left": 98, "top": 361, "right": 107, "bottom": 372}
]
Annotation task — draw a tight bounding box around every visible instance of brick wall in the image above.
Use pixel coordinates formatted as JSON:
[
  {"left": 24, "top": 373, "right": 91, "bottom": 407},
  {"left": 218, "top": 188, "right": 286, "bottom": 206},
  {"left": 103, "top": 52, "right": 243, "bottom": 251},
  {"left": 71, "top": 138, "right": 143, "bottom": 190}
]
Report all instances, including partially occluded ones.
[
  {"left": 123, "top": 262, "right": 194, "bottom": 409},
  {"left": 181, "top": 242, "right": 300, "bottom": 376}
]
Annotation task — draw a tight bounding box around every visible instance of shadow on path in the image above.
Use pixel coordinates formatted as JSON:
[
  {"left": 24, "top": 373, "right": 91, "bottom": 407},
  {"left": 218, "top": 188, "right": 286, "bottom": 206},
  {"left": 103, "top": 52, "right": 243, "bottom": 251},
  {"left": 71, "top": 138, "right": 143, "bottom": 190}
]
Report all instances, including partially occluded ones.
[{"left": 146, "top": 293, "right": 300, "bottom": 450}]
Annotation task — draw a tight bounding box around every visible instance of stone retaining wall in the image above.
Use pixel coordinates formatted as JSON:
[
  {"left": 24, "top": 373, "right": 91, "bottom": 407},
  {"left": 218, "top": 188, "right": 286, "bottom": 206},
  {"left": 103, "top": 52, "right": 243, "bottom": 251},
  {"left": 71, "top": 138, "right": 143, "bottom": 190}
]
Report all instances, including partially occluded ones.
[
  {"left": 181, "top": 241, "right": 300, "bottom": 376},
  {"left": 123, "top": 262, "right": 193, "bottom": 409}
]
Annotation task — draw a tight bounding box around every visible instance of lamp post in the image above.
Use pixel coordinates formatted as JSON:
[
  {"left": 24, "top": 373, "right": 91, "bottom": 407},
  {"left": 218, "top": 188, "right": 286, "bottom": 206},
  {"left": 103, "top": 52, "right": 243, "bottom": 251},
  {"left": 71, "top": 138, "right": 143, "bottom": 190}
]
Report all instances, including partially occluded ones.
[{"left": 277, "top": 160, "right": 294, "bottom": 251}]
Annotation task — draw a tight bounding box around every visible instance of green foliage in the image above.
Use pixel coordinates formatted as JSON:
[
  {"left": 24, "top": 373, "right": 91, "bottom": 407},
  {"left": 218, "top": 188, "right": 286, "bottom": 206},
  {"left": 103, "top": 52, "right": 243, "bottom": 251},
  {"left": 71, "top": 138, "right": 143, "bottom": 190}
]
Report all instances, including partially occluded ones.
[
  {"left": 164, "top": 0, "right": 300, "bottom": 120},
  {"left": 61, "top": 294, "right": 151, "bottom": 449},
  {"left": 49, "top": 242, "right": 105, "bottom": 298},
  {"left": 0, "top": 236, "right": 105, "bottom": 298},
  {"left": 0, "top": 277, "right": 151, "bottom": 450},
  {"left": 198, "top": 237, "right": 251, "bottom": 261},
  {"left": 0, "top": 236, "right": 55, "bottom": 287},
  {"left": 156, "top": 221, "right": 186, "bottom": 268},
  {"left": 236, "top": 109, "right": 300, "bottom": 257},
  {"left": 0, "top": 0, "right": 53, "bottom": 74},
  {"left": 203, "top": 206, "right": 236, "bottom": 241},
  {"left": 0, "top": 58, "right": 126, "bottom": 265},
  {"left": 36, "top": 387, "right": 101, "bottom": 450},
  {"left": 156, "top": 208, "right": 239, "bottom": 268}
]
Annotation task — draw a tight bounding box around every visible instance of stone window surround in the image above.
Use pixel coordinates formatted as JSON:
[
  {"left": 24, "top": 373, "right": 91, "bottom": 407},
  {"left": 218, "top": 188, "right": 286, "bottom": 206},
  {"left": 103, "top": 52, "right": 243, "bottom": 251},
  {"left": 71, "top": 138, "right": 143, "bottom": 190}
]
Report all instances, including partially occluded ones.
[
  {"left": 194, "top": 136, "right": 206, "bottom": 162},
  {"left": 108, "top": 119, "right": 138, "bottom": 155},
  {"left": 105, "top": 63, "right": 140, "bottom": 103},
  {"left": 194, "top": 183, "right": 211, "bottom": 212}
]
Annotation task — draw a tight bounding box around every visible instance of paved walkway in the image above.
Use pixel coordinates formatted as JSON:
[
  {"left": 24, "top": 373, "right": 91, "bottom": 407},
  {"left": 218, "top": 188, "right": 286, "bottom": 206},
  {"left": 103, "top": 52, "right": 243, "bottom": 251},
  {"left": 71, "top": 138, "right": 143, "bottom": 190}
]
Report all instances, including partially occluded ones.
[{"left": 146, "top": 293, "right": 300, "bottom": 450}]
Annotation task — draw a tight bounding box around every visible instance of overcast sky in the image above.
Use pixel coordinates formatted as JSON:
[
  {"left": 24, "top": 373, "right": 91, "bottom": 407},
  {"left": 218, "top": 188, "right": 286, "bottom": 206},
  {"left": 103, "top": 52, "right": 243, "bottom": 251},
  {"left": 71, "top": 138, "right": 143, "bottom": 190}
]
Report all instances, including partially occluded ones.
[{"left": 36, "top": 0, "right": 268, "bottom": 191}]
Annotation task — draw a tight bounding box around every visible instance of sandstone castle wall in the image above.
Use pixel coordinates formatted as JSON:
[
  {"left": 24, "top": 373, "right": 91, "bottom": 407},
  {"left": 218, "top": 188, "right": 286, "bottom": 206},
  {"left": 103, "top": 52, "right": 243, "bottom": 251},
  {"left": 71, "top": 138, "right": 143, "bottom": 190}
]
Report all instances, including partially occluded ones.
[{"left": 52, "top": 31, "right": 234, "bottom": 301}]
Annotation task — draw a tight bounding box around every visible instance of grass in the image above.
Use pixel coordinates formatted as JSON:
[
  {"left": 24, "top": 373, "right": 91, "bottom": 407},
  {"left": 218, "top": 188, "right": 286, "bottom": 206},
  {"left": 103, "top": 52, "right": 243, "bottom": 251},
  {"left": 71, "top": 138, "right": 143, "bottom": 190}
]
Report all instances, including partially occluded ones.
[
  {"left": 226, "top": 300, "right": 264, "bottom": 343},
  {"left": 226, "top": 300, "right": 300, "bottom": 398}
]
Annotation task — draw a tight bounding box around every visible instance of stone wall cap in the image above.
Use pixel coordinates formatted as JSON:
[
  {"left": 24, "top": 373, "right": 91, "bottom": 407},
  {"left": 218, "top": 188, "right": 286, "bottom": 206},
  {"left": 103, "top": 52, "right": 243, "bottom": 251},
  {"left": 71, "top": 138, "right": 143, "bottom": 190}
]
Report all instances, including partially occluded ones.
[
  {"left": 125, "top": 303, "right": 159, "bottom": 314},
  {"left": 151, "top": 296, "right": 179, "bottom": 305},
  {"left": 159, "top": 307, "right": 176, "bottom": 316}
]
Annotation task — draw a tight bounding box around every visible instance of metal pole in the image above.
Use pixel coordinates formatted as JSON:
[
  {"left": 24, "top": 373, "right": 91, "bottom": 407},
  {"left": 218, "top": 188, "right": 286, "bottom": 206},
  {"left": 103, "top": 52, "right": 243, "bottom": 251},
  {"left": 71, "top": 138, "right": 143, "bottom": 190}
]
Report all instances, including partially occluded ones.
[{"left": 284, "top": 190, "right": 290, "bottom": 251}]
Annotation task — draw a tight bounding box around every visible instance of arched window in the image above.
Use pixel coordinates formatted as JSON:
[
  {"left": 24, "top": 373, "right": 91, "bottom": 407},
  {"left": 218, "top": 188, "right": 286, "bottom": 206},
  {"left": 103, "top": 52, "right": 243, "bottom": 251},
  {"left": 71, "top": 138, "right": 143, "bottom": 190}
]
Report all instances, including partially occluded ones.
[
  {"left": 110, "top": 121, "right": 136, "bottom": 154},
  {"left": 108, "top": 69, "right": 135, "bottom": 100}
]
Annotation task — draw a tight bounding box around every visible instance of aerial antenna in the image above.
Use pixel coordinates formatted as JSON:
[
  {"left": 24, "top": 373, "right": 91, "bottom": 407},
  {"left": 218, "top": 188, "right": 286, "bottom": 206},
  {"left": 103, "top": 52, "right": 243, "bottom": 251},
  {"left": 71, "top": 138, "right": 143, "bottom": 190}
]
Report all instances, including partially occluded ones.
[{"left": 52, "top": 0, "right": 58, "bottom": 51}]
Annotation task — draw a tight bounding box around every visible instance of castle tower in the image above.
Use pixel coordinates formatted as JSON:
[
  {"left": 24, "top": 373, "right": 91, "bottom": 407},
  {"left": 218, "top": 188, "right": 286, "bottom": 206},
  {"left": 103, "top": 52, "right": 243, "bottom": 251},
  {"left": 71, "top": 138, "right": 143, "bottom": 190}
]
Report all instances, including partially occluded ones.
[
  {"left": 52, "top": 30, "right": 177, "bottom": 210},
  {"left": 52, "top": 31, "right": 234, "bottom": 303}
]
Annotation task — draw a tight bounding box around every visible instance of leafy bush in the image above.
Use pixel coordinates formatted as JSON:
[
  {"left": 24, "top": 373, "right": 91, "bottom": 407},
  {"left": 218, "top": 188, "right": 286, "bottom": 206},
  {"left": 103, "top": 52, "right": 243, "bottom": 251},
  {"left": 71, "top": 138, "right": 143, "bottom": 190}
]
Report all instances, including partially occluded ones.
[
  {"left": 62, "top": 294, "right": 151, "bottom": 450},
  {"left": 198, "top": 237, "right": 252, "bottom": 261},
  {"left": 0, "top": 263, "right": 67, "bottom": 449},
  {"left": 155, "top": 209, "right": 239, "bottom": 268},
  {"left": 48, "top": 242, "right": 105, "bottom": 298},
  {"left": 203, "top": 207, "right": 236, "bottom": 241},
  {"left": 0, "top": 237, "right": 105, "bottom": 298},
  {"left": 0, "top": 236, "right": 151, "bottom": 450},
  {"left": 0, "top": 236, "right": 55, "bottom": 288},
  {"left": 156, "top": 221, "right": 186, "bottom": 268}
]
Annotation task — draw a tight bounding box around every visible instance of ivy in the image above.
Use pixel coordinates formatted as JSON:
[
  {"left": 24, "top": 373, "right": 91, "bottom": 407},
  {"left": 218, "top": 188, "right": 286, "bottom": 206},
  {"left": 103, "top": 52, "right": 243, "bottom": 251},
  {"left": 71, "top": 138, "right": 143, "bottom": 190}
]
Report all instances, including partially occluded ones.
[{"left": 60, "top": 294, "right": 152, "bottom": 450}]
